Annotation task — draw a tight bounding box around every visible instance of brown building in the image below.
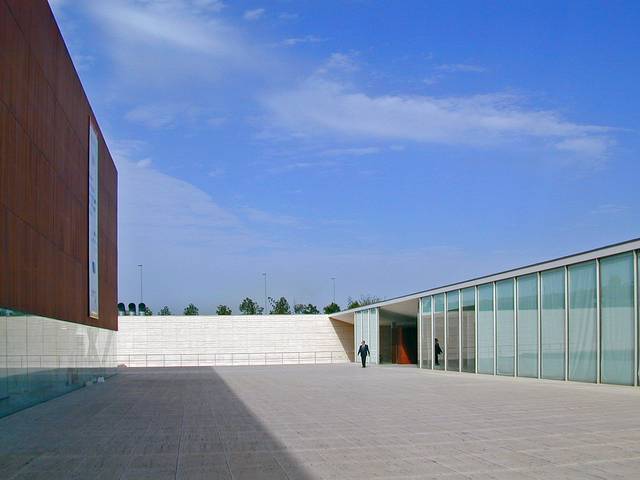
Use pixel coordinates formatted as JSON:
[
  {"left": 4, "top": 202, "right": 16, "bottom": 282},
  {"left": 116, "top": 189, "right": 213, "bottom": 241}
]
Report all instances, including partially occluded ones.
[{"left": 0, "top": 0, "right": 118, "bottom": 416}]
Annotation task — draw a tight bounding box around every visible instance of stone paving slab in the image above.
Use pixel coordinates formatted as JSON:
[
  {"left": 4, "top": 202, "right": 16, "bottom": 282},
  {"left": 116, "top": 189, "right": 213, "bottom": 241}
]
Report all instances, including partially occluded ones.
[{"left": 1, "top": 365, "right": 640, "bottom": 479}]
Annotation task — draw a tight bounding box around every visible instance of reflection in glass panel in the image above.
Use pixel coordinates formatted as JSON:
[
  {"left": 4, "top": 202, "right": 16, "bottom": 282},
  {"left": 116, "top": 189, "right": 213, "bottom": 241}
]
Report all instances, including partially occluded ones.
[
  {"left": 421, "top": 297, "right": 432, "bottom": 369},
  {"left": 477, "top": 284, "right": 494, "bottom": 374},
  {"left": 433, "top": 294, "right": 445, "bottom": 370},
  {"left": 355, "top": 312, "right": 362, "bottom": 352},
  {"left": 568, "top": 261, "right": 597, "bottom": 383},
  {"left": 362, "top": 310, "right": 369, "bottom": 346},
  {"left": 461, "top": 288, "right": 475, "bottom": 373},
  {"left": 369, "top": 308, "right": 378, "bottom": 364},
  {"left": 446, "top": 291, "right": 460, "bottom": 371},
  {"left": 496, "top": 279, "right": 515, "bottom": 376},
  {"left": 0, "top": 308, "right": 116, "bottom": 418},
  {"left": 600, "top": 254, "right": 635, "bottom": 385},
  {"left": 517, "top": 274, "right": 538, "bottom": 378},
  {"left": 541, "top": 268, "right": 565, "bottom": 380}
]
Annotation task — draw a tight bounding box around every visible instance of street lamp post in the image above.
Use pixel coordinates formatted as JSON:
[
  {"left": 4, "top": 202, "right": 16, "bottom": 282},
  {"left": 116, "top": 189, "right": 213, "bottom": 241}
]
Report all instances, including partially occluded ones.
[
  {"left": 138, "top": 264, "right": 143, "bottom": 304},
  {"left": 331, "top": 277, "right": 336, "bottom": 304},
  {"left": 262, "top": 272, "right": 267, "bottom": 315}
]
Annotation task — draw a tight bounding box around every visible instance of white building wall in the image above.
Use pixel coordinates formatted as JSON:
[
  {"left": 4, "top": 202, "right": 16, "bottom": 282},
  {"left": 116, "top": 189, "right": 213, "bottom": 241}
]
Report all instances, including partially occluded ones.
[{"left": 117, "top": 315, "right": 354, "bottom": 367}]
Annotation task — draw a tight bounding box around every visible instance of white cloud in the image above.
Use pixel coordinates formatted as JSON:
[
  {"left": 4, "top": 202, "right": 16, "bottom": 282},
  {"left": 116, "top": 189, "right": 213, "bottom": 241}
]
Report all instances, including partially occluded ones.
[
  {"left": 207, "top": 117, "right": 227, "bottom": 127},
  {"left": 208, "top": 167, "right": 225, "bottom": 177},
  {"left": 117, "top": 154, "right": 239, "bottom": 236},
  {"left": 124, "top": 103, "right": 214, "bottom": 130},
  {"left": 279, "top": 12, "right": 299, "bottom": 21},
  {"left": 262, "top": 74, "right": 613, "bottom": 159},
  {"left": 191, "top": 0, "right": 225, "bottom": 12},
  {"left": 70, "top": 53, "right": 94, "bottom": 71},
  {"left": 135, "top": 158, "right": 153, "bottom": 168},
  {"left": 436, "top": 63, "right": 486, "bottom": 73},
  {"left": 589, "top": 204, "right": 629, "bottom": 216},
  {"left": 84, "top": 0, "right": 265, "bottom": 84},
  {"left": 243, "top": 8, "right": 265, "bottom": 21},
  {"left": 555, "top": 136, "right": 612, "bottom": 158},
  {"left": 425, "top": 63, "right": 486, "bottom": 85},
  {"left": 269, "top": 160, "right": 339, "bottom": 173},
  {"left": 319, "top": 147, "right": 380, "bottom": 157},
  {"left": 243, "top": 207, "right": 300, "bottom": 226},
  {"left": 316, "top": 52, "right": 359, "bottom": 75},
  {"left": 280, "top": 35, "right": 326, "bottom": 46}
]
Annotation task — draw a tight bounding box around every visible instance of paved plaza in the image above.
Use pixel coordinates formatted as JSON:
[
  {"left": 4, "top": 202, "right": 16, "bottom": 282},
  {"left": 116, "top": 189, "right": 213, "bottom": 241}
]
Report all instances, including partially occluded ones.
[{"left": 1, "top": 365, "right": 640, "bottom": 479}]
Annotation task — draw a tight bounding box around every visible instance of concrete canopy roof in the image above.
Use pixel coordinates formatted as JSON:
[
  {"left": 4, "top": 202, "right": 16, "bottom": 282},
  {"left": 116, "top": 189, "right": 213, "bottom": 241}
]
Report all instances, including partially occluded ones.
[{"left": 330, "top": 237, "right": 640, "bottom": 325}]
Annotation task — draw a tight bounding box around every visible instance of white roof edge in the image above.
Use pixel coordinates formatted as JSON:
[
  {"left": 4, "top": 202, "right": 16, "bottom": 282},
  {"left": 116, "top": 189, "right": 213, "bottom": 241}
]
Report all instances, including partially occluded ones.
[{"left": 332, "top": 237, "right": 640, "bottom": 319}]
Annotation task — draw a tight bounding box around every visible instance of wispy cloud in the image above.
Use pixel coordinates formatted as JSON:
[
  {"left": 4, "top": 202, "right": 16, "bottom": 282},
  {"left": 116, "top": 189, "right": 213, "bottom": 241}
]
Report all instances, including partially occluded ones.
[
  {"left": 268, "top": 160, "right": 339, "bottom": 174},
  {"left": 208, "top": 167, "right": 225, "bottom": 178},
  {"left": 279, "top": 12, "right": 299, "bottom": 21},
  {"left": 280, "top": 35, "right": 326, "bottom": 46},
  {"left": 319, "top": 147, "right": 380, "bottom": 157},
  {"left": 242, "top": 207, "right": 300, "bottom": 226},
  {"left": 435, "top": 63, "right": 486, "bottom": 73},
  {"left": 262, "top": 60, "right": 614, "bottom": 161},
  {"left": 243, "top": 8, "right": 265, "bottom": 21},
  {"left": 555, "top": 136, "right": 612, "bottom": 159},
  {"left": 589, "top": 204, "right": 629, "bottom": 216},
  {"left": 84, "top": 0, "right": 267, "bottom": 84},
  {"left": 125, "top": 103, "right": 225, "bottom": 130},
  {"left": 425, "top": 62, "right": 486, "bottom": 85}
]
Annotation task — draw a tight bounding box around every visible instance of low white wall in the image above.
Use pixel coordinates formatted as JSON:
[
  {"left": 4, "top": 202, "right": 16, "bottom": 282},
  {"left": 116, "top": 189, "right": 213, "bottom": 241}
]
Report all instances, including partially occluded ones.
[{"left": 117, "top": 315, "right": 354, "bottom": 367}]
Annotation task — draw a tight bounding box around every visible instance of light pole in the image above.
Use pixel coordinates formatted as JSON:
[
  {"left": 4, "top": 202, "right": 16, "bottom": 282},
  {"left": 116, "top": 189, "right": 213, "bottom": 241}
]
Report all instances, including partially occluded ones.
[
  {"left": 331, "top": 277, "right": 336, "bottom": 304},
  {"left": 138, "top": 264, "right": 143, "bottom": 304},
  {"left": 262, "top": 272, "right": 267, "bottom": 315}
]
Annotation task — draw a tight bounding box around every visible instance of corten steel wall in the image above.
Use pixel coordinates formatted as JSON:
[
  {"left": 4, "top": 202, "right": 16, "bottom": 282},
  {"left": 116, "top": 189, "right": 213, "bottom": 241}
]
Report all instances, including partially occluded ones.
[{"left": 0, "top": 0, "right": 117, "bottom": 330}]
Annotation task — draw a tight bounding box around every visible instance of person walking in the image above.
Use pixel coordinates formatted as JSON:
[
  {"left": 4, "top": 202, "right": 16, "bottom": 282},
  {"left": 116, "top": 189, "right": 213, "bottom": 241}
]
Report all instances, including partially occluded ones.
[
  {"left": 434, "top": 338, "right": 443, "bottom": 366},
  {"left": 358, "top": 340, "right": 370, "bottom": 368}
]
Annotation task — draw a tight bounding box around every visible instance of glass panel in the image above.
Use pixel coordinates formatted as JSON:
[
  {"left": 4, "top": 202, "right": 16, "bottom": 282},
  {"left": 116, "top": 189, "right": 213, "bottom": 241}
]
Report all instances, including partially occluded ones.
[
  {"left": 496, "top": 279, "right": 515, "bottom": 376},
  {"left": 477, "top": 284, "right": 494, "bottom": 374},
  {"left": 433, "top": 294, "right": 445, "bottom": 370},
  {"left": 517, "top": 274, "right": 538, "bottom": 378},
  {"left": 421, "top": 297, "right": 432, "bottom": 369},
  {"left": 355, "top": 312, "right": 362, "bottom": 353},
  {"left": 461, "top": 288, "right": 475, "bottom": 373},
  {"left": 541, "top": 268, "right": 565, "bottom": 380},
  {"left": 362, "top": 311, "right": 369, "bottom": 346},
  {"left": 369, "top": 308, "right": 378, "bottom": 365},
  {"left": 446, "top": 291, "right": 460, "bottom": 371},
  {"left": 600, "top": 253, "right": 635, "bottom": 385},
  {"left": 0, "top": 308, "right": 117, "bottom": 418},
  {"left": 568, "top": 261, "right": 597, "bottom": 383}
]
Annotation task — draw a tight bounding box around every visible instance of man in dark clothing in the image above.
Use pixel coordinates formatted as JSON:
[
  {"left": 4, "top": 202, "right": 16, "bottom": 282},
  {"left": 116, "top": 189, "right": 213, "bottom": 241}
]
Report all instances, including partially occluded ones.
[
  {"left": 357, "top": 340, "right": 370, "bottom": 368},
  {"left": 434, "top": 338, "right": 443, "bottom": 366}
]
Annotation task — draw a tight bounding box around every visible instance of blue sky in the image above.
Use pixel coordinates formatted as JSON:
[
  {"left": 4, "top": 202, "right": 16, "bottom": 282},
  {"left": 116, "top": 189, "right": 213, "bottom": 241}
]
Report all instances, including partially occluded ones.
[{"left": 49, "top": 0, "right": 640, "bottom": 314}]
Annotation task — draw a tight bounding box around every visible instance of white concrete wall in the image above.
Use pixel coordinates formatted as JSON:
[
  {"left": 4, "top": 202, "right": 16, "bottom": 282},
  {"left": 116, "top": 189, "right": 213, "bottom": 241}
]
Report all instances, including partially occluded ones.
[
  {"left": 117, "top": 315, "right": 354, "bottom": 367},
  {"left": 1, "top": 314, "right": 117, "bottom": 370}
]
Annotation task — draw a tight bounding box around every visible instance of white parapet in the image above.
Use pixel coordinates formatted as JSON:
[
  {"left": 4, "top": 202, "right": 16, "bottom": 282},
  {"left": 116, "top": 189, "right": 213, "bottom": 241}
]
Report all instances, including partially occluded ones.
[{"left": 116, "top": 314, "right": 354, "bottom": 367}]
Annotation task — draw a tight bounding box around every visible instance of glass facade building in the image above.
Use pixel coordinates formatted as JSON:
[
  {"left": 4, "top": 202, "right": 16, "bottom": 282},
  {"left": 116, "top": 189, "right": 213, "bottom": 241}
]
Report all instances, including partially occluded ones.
[
  {"left": 417, "top": 244, "right": 639, "bottom": 386},
  {"left": 344, "top": 239, "right": 640, "bottom": 388}
]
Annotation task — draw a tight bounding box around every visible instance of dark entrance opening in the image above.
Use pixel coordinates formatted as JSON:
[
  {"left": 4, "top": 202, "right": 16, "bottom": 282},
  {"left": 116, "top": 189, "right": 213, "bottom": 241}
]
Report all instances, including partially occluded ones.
[{"left": 379, "top": 307, "right": 418, "bottom": 365}]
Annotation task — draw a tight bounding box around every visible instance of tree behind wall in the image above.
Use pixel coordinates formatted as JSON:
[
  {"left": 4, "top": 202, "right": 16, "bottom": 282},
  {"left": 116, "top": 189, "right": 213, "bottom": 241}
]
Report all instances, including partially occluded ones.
[
  {"left": 183, "top": 303, "right": 199, "bottom": 315},
  {"left": 239, "top": 297, "right": 263, "bottom": 315},
  {"left": 294, "top": 303, "right": 320, "bottom": 314},
  {"left": 216, "top": 305, "right": 232, "bottom": 315},
  {"left": 323, "top": 302, "right": 341, "bottom": 314},
  {"left": 159, "top": 306, "right": 172, "bottom": 316},
  {"left": 347, "top": 295, "right": 382, "bottom": 309},
  {"left": 269, "top": 296, "right": 291, "bottom": 314}
]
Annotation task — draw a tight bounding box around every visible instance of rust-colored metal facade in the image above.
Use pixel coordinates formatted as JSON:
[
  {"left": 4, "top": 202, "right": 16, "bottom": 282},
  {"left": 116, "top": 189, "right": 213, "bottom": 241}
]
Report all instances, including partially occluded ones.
[{"left": 0, "top": 0, "right": 118, "bottom": 330}]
